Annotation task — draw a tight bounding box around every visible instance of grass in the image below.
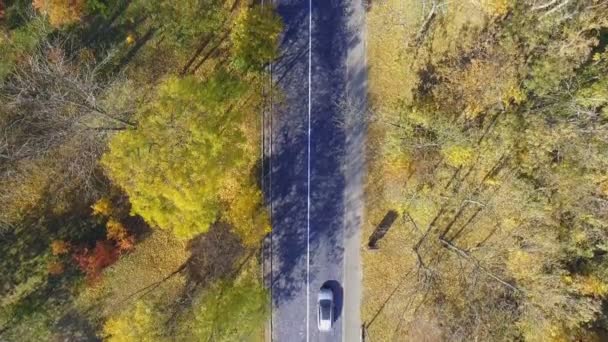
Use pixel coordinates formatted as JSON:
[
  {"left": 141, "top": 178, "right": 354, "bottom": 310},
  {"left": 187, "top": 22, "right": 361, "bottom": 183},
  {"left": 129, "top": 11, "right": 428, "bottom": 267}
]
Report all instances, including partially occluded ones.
[
  {"left": 362, "top": 0, "right": 488, "bottom": 340},
  {"left": 75, "top": 229, "right": 189, "bottom": 317},
  {"left": 362, "top": 2, "right": 422, "bottom": 337},
  {"left": 366, "top": 0, "right": 422, "bottom": 107}
]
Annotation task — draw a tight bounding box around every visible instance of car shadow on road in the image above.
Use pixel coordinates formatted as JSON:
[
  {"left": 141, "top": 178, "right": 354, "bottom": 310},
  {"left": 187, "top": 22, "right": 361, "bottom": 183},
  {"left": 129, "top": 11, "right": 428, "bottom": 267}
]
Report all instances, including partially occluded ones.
[{"left": 321, "top": 280, "right": 344, "bottom": 323}]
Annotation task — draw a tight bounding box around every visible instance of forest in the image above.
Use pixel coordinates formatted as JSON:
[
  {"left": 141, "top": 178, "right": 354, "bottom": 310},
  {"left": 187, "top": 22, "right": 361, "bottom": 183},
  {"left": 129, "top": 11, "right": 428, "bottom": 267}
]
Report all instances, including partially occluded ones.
[
  {"left": 363, "top": 0, "right": 608, "bottom": 341},
  {"left": 5, "top": 0, "right": 608, "bottom": 341},
  {"left": 0, "top": 0, "right": 280, "bottom": 340}
]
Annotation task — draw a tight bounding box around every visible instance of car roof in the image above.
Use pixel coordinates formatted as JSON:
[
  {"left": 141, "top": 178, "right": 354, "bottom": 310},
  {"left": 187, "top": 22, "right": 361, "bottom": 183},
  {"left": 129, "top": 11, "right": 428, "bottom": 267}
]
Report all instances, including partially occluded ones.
[{"left": 319, "top": 299, "right": 332, "bottom": 320}]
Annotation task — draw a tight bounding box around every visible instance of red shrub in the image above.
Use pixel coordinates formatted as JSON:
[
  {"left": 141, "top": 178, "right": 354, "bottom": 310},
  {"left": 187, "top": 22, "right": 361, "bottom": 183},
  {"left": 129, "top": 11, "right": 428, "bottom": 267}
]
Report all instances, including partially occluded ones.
[{"left": 73, "top": 240, "right": 120, "bottom": 283}]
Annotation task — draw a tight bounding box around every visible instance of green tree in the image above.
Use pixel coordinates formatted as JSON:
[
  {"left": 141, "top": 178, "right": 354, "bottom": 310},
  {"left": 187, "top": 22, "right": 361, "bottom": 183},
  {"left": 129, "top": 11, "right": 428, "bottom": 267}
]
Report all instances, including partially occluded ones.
[
  {"left": 178, "top": 272, "right": 268, "bottom": 341},
  {"left": 134, "top": 0, "right": 226, "bottom": 50},
  {"left": 231, "top": 5, "right": 282, "bottom": 72},
  {"left": 0, "top": 16, "right": 48, "bottom": 80}
]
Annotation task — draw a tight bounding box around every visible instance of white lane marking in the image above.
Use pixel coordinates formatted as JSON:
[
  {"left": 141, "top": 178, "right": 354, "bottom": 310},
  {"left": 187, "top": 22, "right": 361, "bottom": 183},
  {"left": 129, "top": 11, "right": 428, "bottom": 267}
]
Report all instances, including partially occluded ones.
[
  {"left": 342, "top": 245, "right": 346, "bottom": 341},
  {"left": 306, "top": 0, "right": 312, "bottom": 340}
]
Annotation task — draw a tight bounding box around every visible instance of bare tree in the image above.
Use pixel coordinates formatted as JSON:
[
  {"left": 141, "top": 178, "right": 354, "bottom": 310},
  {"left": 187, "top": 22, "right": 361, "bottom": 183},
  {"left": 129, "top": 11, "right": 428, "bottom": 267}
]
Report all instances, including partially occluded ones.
[{"left": 0, "top": 40, "right": 138, "bottom": 223}]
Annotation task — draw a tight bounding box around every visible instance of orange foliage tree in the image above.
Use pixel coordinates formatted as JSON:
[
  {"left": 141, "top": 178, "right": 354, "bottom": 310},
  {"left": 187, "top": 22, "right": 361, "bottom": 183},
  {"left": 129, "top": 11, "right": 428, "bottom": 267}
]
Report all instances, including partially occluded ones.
[
  {"left": 47, "top": 260, "right": 65, "bottom": 275},
  {"left": 106, "top": 219, "right": 134, "bottom": 251},
  {"left": 73, "top": 241, "right": 119, "bottom": 282},
  {"left": 50, "top": 240, "right": 70, "bottom": 255},
  {"left": 32, "top": 0, "right": 85, "bottom": 27}
]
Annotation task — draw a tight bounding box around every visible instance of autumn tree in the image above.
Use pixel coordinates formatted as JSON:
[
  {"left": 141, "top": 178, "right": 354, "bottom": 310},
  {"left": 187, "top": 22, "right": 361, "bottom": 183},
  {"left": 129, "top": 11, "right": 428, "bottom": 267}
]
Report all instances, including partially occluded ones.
[
  {"left": 0, "top": 15, "right": 48, "bottom": 80},
  {"left": 219, "top": 176, "right": 270, "bottom": 247},
  {"left": 0, "top": 41, "right": 137, "bottom": 225},
  {"left": 133, "top": 0, "right": 226, "bottom": 51},
  {"left": 73, "top": 240, "right": 120, "bottom": 282},
  {"left": 102, "top": 300, "right": 165, "bottom": 342},
  {"left": 178, "top": 271, "right": 268, "bottom": 341},
  {"left": 231, "top": 5, "right": 282, "bottom": 72},
  {"left": 1, "top": 0, "right": 281, "bottom": 339},
  {"left": 32, "top": 0, "right": 85, "bottom": 27},
  {"left": 363, "top": 0, "right": 608, "bottom": 340},
  {"left": 102, "top": 73, "right": 253, "bottom": 239}
]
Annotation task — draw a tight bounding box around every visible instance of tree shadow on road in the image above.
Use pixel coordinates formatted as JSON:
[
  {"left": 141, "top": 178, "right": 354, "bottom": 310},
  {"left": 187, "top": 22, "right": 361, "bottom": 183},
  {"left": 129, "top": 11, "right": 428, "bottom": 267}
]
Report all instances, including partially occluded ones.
[{"left": 267, "top": 0, "right": 368, "bottom": 313}]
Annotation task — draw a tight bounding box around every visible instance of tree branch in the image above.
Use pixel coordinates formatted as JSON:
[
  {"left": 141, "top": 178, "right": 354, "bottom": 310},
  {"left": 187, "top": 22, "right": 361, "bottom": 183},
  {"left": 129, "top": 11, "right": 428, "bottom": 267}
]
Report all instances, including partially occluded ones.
[{"left": 439, "top": 237, "right": 520, "bottom": 293}]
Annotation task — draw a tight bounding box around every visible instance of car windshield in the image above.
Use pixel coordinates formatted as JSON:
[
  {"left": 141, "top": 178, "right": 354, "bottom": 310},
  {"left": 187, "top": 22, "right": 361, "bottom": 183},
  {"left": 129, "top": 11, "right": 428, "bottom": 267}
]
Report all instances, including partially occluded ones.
[{"left": 320, "top": 299, "right": 331, "bottom": 320}]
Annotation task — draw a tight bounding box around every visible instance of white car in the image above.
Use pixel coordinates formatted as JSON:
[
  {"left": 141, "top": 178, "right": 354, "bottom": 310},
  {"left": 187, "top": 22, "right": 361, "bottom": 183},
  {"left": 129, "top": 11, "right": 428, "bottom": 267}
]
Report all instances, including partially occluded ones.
[{"left": 317, "top": 287, "right": 334, "bottom": 332}]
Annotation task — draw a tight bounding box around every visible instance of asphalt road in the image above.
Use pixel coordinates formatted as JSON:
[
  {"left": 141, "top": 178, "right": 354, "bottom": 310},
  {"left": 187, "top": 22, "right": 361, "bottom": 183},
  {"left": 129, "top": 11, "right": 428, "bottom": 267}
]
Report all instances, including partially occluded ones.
[{"left": 267, "top": 0, "right": 367, "bottom": 341}]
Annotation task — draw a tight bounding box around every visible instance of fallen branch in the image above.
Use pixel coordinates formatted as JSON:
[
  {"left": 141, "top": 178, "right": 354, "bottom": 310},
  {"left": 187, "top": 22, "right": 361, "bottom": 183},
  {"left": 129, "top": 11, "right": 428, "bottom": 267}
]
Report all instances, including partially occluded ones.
[
  {"left": 121, "top": 261, "right": 189, "bottom": 304},
  {"left": 439, "top": 237, "right": 520, "bottom": 293},
  {"left": 540, "top": 0, "right": 571, "bottom": 18},
  {"left": 531, "top": 0, "right": 558, "bottom": 11},
  {"left": 406, "top": 212, "right": 431, "bottom": 272},
  {"left": 365, "top": 270, "right": 413, "bottom": 330},
  {"left": 413, "top": 1, "right": 437, "bottom": 46}
]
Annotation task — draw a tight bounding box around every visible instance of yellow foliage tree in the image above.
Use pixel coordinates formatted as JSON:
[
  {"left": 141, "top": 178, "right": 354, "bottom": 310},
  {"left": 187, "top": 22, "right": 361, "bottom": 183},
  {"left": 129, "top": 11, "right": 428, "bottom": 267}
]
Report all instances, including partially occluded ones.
[
  {"left": 480, "top": 0, "right": 512, "bottom": 17},
  {"left": 32, "top": 0, "right": 84, "bottom": 27},
  {"left": 102, "top": 74, "right": 252, "bottom": 240},
  {"left": 91, "top": 197, "right": 113, "bottom": 217},
  {"left": 231, "top": 5, "right": 282, "bottom": 72},
  {"left": 442, "top": 145, "right": 474, "bottom": 168},
  {"left": 220, "top": 179, "right": 270, "bottom": 247},
  {"left": 575, "top": 276, "right": 608, "bottom": 298},
  {"left": 106, "top": 218, "right": 134, "bottom": 251},
  {"left": 102, "top": 301, "right": 165, "bottom": 342}
]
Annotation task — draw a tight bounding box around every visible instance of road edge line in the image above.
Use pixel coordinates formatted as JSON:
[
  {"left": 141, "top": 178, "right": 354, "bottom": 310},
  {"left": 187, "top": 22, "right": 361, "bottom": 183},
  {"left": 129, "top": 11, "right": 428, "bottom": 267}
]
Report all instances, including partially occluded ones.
[{"left": 306, "top": 0, "right": 312, "bottom": 340}]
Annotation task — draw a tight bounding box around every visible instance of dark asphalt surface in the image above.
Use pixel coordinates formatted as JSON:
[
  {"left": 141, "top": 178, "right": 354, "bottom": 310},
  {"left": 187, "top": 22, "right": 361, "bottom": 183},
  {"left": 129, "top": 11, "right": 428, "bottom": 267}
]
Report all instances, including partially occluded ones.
[{"left": 268, "top": 0, "right": 365, "bottom": 341}]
